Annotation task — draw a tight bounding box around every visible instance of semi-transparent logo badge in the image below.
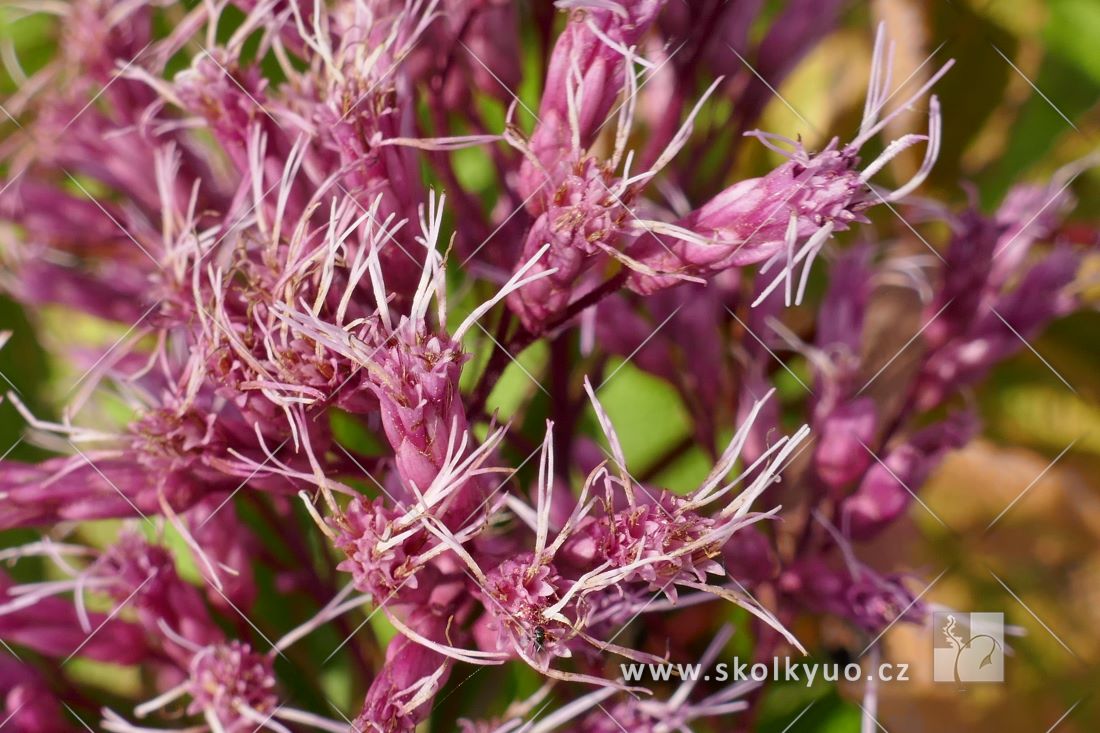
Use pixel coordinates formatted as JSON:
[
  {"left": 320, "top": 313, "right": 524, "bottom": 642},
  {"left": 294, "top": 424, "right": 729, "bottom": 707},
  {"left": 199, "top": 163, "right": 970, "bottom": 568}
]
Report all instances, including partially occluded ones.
[{"left": 932, "top": 612, "right": 1004, "bottom": 683}]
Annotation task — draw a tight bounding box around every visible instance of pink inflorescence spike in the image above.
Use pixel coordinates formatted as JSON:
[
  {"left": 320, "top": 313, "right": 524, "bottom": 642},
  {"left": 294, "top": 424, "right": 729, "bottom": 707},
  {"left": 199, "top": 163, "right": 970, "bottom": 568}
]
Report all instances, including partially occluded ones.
[{"left": 0, "top": 2, "right": 1090, "bottom": 731}]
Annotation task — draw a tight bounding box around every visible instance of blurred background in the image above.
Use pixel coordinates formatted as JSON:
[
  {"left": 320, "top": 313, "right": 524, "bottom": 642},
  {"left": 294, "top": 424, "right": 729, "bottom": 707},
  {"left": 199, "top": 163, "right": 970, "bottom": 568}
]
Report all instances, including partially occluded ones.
[{"left": 1, "top": 0, "right": 1098, "bottom": 730}]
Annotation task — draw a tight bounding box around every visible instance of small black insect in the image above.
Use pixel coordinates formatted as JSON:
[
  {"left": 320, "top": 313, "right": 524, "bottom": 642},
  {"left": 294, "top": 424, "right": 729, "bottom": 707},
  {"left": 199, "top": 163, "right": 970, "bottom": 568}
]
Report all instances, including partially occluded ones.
[{"left": 533, "top": 625, "right": 546, "bottom": 652}]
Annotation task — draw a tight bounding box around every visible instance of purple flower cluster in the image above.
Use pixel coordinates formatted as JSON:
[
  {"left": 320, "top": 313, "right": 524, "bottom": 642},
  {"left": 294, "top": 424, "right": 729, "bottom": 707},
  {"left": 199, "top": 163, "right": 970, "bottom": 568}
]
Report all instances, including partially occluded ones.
[{"left": 0, "top": 1, "right": 1090, "bottom": 731}]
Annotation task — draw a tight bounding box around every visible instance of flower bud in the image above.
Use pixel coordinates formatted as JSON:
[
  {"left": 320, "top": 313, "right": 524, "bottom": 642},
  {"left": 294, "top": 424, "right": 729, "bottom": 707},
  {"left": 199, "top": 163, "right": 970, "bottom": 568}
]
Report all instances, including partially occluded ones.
[{"left": 813, "top": 398, "right": 876, "bottom": 492}]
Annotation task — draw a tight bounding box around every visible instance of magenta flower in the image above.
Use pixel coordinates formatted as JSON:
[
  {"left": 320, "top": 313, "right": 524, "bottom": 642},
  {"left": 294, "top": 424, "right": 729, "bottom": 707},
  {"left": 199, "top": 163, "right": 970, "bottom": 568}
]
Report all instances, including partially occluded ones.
[{"left": 0, "top": 2, "right": 1090, "bottom": 731}]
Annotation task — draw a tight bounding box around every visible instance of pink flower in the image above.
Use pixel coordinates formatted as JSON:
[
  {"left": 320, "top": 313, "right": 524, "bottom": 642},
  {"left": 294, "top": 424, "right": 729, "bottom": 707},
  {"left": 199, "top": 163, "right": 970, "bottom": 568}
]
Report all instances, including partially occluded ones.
[
  {"left": 625, "top": 35, "right": 950, "bottom": 301},
  {"left": 519, "top": 0, "right": 667, "bottom": 201},
  {"left": 0, "top": 569, "right": 148, "bottom": 666},
  {"left": 357, "top": 610, "right": 450, "bottom": 733},
  {"left": 0, "top": 0, "right": 1089, "bottom": 727},
  {"left": 0, "top": 657, "right": 74, "bottom": 733},
  {"left": 840, "top": 412, "right": 976, "bottom": 540}
]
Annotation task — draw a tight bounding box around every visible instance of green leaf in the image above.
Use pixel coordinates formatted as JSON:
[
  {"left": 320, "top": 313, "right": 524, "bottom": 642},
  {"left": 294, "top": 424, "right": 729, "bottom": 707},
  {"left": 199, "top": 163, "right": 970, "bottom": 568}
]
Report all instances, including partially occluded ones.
[
  {"left": 756, "top": 678, "right": 862, "bottom": 733},
  {"left": 65, "top": 658, "right": 142, "bottom": 698},
  {"left": 0, "top": 8, "right": 54, "bottom": 92},
  {"left": 0, "top": 296, "right": 51, "bottom": 461},
  {"left": 452, "top": 145, "right": 496, "bottom": 195},
  {"left": 330, "top": 409, "right": 387, "bottom": 457},
  {"left": 485, "top": 340, "right": 549, "bottom": 420},
  {"left": 593, "top": 362, "right": 691, "bottom": 478},
  {"left": 1046, "top": 0, "right": 1100, "bottom": 85},
  {"left": 981, "top": 53, "right": 1098, "bottom": 203},
  {"left": 928, "top": 3, "right": 1016, "bottom": 191}
]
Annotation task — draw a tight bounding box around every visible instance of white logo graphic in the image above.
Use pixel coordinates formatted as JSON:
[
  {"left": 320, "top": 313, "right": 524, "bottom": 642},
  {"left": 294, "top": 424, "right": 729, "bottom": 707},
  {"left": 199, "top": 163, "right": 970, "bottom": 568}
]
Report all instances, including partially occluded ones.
[{"left": 932, "top": 611, "right": 1004, "bottom": 683}]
